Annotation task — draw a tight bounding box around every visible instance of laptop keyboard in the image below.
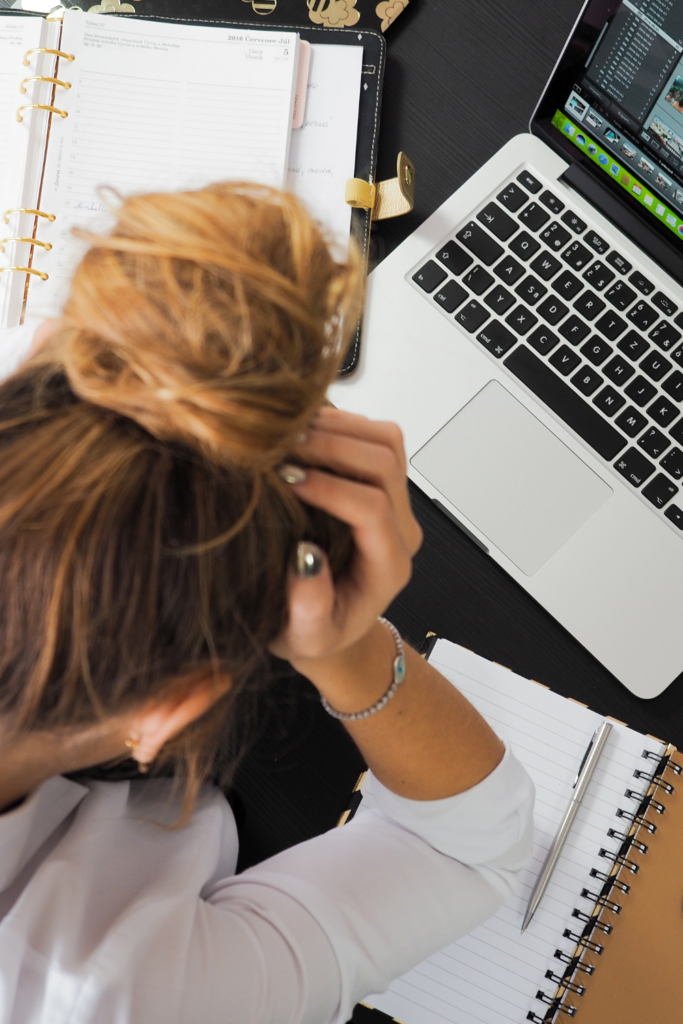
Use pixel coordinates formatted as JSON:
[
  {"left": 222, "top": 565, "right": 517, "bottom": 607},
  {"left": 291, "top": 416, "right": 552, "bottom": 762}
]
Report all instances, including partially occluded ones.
[{"left": 410, "top": 168, "right": 683, "bottom": 536}]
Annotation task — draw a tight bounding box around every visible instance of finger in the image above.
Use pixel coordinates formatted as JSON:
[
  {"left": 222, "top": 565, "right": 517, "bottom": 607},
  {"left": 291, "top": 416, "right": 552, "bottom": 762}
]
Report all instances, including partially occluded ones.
[
  {"left": 311, "top": 407, "right": 408, "bottom": 474},
  {"left": 296, "top": 430, "right": 421, "bottom": 556},
  {"left": 269, "top": 546, "right": 339, "bottom": 662}
]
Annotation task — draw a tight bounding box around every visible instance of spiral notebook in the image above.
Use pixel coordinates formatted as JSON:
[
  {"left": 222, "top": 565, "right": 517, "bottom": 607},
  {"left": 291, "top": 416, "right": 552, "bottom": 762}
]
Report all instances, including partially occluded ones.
[{"left": 356, "top": 639, "right": 683, "bottom": 1024}]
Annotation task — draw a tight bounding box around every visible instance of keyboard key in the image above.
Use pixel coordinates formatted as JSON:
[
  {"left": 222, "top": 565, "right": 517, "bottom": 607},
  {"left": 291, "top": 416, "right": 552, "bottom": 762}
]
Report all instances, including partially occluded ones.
[
  {"left": 494, "top": 254, "right": 525, "bottom": 284},
  {"left": 519, "top": 202, "right": 550, "bottom": 231},
  {"left": 504, "top": 345, "right": 627, "bottom": 460},
  {"left": 670, "top": 418, "right": 683, "bottom": 445},
  {"left": 606, "top": 251, "right": 632, "bottom": 275},
  {"left": 456, "top": 222, "right": 504, "bottom": 265},
  {"left": 675, "top": 311, "right": 683, "bottom": 330},
  {"left": 572, "top": 366, "right": 603, "bottom": 395},
  {"left": 595, "top": 311, "right": 627, "bottom": 340},
  {"left": 561, "top": 210, "right": 587, "bottom": 233},
  {"left": 477, "top": 201, "right": 519, "bottom": 241},
  {"left": 664, "top": 503, "right": 683, "bottom": 527},
  {"left": 585, "top": 231, "right": 609, "bottom": 255},
  {"left": 559, "top": 315, "right": 591, "bottom": 345},
  {"left": 639, "top": 351, "right": 672, "bottom": 382},
  {"left": 553, "top": 270, "right": 583, "bottom": 300},
  {"left": 476, "top": 320, "right": 517, "bottom": 357},
  {"left": 434, "top": 279, "right": 468, "bottom": 313},
  {"left": 648, "top": 396, "right": 679, "bottom": 427},
  {"left": 581, "top": 337, "right": 613, "bottom": 366},
  {"left": 661, "top": 447, "right": 683, "bottom": 479},
  {"left": 624, "top": 375, "right": 658, "bottom": 407},
  {"left": 505, "top": 304, "right": 538, "bottom": 335},
  {"left": 540, "top": 221, "right": 571, "bottom": 251},
  {"left": 435, "top": 240, "right": 473, "bottom": 275},
  {"left": 496, "top": 182, "right": 529, "bottom": 212},
  {"left": 574, "top": 290, "right": 605, "bottom": 321},
  {"left": 614, "top": 448, "right": 656, "bottom": 487},
  {"left": 652, "top": 291, "right": 677, "bottom": 317},
  {"left": 671, "top": 343, "right": 683, "bottom": 366},
  {"left": 583, "top": 261, "right": 615, "bottom": 291},
  {"left": 517, "top": 170, "right": 542, "bottom": 193},
  {"left": 662, "top": 369, "right": 683, "bottom": 402},
  {"left": 593, "top": 385, "right": 625, "bottom": 417},
  {"left": 603, "top": 355, "right": 635, "bottom": 385},
  {"left": 509, "top": 230, "right": 540, "bottom": 261},
  {"left": 538, "top": 295, "right": 569, "bottom": 325},
  {"left": 484, "top": 284, "right": 516, "bottom": 314},
  {"left": 463, "top": 264, "right": 495, "bottom": 295},
  {"left": 550, "top": 344, "right": 581, "bottom": 376},
  {"left": 515, "top": 275, "right": 547, "bottom": 305},
  {"left": 638, "top": 427, "right": 670, "bottom": 458},
  {"left": 618, "top": 330, "right": 649, "bottom": 361},
  {"left": 530, "top": 251, "right": 562, "bottom": 281},
  {"left": 528, "top": 325, "right": 560, "bottom": 355},
  {"left": 628, "top": 271, "right": 654, "bottom": 295},
  {"left": 562, "top": 241, "right": 592, "bottom": 271},
  {"left": 628, "top": 301, "right": 659, "bottom": 332},
  {"left": 455, "top": 299, "right": 490, "bottom": 333},
  {"left": 540, "top": 189, "right": 564, "bottom": 214},
  {"left": 604, "top": 281, "right": 636, "bottom": 311},
  {"left": 615, "top": 406, "right": 648, "bottom": 437},
  {"left": 642, "top": 472, "right": 678, "bottom": 508},
  {"left": 649, "top": 320, "right": 681, "bottom": 352},
  {"left": 413, "top": 261, "right": 447, "bottom": 292}
]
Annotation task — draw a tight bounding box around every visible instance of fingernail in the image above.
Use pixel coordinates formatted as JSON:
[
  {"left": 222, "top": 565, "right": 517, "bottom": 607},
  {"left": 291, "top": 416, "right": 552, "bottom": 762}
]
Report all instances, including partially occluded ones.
[
  {"left": 278, "top": 463, "right": 307, "bottom": 485},
  {"left": 296, "top": 541, "right": 323, "bottom": 578}
]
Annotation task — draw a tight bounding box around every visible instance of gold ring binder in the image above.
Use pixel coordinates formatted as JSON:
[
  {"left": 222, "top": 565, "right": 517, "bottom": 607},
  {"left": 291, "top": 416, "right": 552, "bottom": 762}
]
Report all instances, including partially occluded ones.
[
  {"left": 2, "top": 209, "right": 56, "bottom": 225},
  {"left": 0, "top": 237, "right": 52, "bottom": 253},
  {"left": 23, "top": 48, "right": 75, "bottom": 67},
  {"left": 16, "top": 104, "right": 68, "bottom": 123},
  {"left": 20, "top": 76, "right": 72, "bottom": 95},
  {"left": 0, "top": 267, "right": 48, "bottom": 281}
]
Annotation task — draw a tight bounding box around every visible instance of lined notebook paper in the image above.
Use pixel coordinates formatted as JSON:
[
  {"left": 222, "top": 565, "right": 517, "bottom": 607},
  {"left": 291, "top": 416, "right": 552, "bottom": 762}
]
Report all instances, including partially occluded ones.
[
  {"left": 27, "top": 11, "right": 300, "bottom": 319},
  {"left": 362, "top": 639, "right": 665, "bottom": 1024}
]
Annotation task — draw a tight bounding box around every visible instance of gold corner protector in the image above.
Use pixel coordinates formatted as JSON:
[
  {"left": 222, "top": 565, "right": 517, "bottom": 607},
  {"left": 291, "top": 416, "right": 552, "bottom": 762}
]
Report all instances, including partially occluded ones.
[
  {"left": 353, "top": 770, "right": 367, "bottom": 793},
  {"left": 336, "top": 809, "right": 351, "bottom": 827},
  {"left": 645, "top": 733, "right": 666, "bottom": 745},
  {"left": 606, "top": 715, "right": 629, "bottom": 728},
  {"left": 567, "top": 697, "right": 589, "bottom": 708},
  {"left": 530, "top": 679, "right": 550, "bottom": 689}
]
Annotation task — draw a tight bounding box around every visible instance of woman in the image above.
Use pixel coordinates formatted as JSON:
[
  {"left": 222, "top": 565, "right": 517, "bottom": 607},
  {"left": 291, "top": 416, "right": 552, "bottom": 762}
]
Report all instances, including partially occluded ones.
[{"left": 0, "top": 183, "right": 534, "bottom": 1024}]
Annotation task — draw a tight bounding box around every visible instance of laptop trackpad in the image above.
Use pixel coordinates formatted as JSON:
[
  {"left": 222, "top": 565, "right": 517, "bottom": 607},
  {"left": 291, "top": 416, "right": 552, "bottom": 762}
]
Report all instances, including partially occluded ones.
[{"left": 411, "top": 380, "right": 612, "bottom": 575}]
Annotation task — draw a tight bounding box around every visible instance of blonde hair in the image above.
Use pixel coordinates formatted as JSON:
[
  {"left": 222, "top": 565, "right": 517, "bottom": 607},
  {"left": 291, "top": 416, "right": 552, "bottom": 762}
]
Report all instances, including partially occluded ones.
[{"left": 0, "top": 182, "right": 362, "bottom": 810}]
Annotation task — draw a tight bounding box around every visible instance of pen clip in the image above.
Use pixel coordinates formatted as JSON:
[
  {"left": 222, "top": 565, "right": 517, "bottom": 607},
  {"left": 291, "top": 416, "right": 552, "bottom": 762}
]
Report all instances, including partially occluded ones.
[{"left": 573, "top": 726, "right": 598, "bottom": 788}]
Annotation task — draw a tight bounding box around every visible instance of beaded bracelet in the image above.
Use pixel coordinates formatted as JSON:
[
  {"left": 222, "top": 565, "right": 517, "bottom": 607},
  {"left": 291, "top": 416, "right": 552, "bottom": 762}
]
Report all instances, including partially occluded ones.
[{"left": 320, "top": 617, "right": 406, "bottom": 722}]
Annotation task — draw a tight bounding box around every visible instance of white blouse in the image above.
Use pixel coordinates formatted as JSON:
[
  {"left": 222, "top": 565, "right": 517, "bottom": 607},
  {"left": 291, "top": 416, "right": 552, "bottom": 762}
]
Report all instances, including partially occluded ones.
[{"left": 0, "top": 745, "right": 534, "bottom": 1024}]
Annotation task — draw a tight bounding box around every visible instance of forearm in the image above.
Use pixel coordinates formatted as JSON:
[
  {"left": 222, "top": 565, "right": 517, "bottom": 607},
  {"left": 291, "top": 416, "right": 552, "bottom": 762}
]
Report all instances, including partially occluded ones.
[{"left": 291, "top": 620, "right": 504, "bottom": 800}]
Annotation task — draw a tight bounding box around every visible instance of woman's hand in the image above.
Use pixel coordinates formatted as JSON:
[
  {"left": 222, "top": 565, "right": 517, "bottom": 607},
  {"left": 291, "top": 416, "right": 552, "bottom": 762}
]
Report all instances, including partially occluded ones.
[{"left": 271, "top": 406, "right": 422, "bottom": 671}]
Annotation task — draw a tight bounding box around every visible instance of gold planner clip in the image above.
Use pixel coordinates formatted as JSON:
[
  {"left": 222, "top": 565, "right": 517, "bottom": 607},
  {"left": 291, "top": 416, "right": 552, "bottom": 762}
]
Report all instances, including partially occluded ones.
[
  {"left": 20, "top": 76, "right": 72, "bottom": 94},
  {"left": 0, "top": 237, "right": 52, "bottom": 253},
  {"left": 2, "top": 209, "right": 56, "bottom": 224},
  {"left": 23, "top": 48, "right": 75, "bottom": 66},
  {"left": 0, "top": 267, "right": 49, "bottom": 281},
  {"left": 345, "top": 151, "right": 415, "bottom": 221},
  {"left": 17, "top": 104, "right": 68, "bottom": 123}
]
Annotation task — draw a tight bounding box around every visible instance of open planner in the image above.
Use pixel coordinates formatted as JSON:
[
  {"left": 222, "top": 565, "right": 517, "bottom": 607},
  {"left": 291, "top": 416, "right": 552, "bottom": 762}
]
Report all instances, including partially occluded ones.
[
  {"left": 357, "top": 638, "right": 683, "bottom": 1024},
  {"left": 0, "top": 9, "right": 373, "bottom": 335}
]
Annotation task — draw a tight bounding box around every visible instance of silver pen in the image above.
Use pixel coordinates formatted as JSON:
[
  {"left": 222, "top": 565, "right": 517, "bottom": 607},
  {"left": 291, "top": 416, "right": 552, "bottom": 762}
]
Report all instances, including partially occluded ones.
[{"left": 521, "top": 719, "right": 613, "bottom": 933}]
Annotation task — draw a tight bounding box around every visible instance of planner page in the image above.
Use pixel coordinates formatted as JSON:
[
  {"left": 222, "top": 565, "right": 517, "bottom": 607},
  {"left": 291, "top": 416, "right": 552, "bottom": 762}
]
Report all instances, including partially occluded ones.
[
  {"left": 0, "top": 15, "right": 59, "bottom": 326},
  {"left": 287, "top": 42, "right": 363, "bottom": 251},
  {"left": 361, "top": 639, "right": 666, "bottom": 1024},
  {"left": 27, "top": 10, "right": 298, "bottom": 320}
]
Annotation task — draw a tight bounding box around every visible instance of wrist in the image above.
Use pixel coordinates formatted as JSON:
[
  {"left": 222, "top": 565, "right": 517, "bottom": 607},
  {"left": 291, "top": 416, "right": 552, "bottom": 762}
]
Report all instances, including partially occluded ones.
[{"left": 292, "top": 619, "right": 399, "bottom": 715}]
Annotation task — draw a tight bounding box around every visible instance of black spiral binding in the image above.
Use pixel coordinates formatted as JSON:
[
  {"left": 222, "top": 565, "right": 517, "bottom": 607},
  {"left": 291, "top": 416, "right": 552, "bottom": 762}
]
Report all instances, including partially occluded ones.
[{"left": 526, "top": 746, "right": 680, "bottom": 1024}]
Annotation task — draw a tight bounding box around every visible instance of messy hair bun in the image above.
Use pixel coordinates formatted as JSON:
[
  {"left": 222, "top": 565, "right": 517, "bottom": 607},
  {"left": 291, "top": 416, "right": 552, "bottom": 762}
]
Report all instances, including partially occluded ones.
[{"left": 54, "top": 182, "right": 362, "bottom": 469}]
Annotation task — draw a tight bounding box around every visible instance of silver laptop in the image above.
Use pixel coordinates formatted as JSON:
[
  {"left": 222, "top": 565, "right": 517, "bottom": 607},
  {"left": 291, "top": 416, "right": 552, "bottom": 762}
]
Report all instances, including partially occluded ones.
[{"left": 331, "top": 0, "right": 683, "bottom": 698}]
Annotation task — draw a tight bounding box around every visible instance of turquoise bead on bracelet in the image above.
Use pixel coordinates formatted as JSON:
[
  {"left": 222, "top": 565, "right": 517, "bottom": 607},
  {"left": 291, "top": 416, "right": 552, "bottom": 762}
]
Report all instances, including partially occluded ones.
[{"left": 320, "top": 617, "right": 406, "bottom": 722}]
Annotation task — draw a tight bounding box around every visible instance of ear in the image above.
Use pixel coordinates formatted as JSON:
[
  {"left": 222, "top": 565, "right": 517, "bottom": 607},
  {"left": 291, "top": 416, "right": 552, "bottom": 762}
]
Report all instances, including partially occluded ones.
[{"left": 128, "top": 671, "right": 231, "bottom": 766}]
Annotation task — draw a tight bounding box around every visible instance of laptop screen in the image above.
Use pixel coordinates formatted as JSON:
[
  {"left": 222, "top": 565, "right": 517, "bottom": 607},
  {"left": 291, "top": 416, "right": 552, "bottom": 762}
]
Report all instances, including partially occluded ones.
[{"left": 534, "top": 0, "right": 683, "bottom": 253}]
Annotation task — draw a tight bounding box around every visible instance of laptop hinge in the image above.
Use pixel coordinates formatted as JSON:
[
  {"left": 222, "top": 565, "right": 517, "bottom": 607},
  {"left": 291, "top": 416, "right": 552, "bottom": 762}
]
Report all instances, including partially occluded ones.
[{"left": 560, "top": 163, "right": 683, "bottom": 289}]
